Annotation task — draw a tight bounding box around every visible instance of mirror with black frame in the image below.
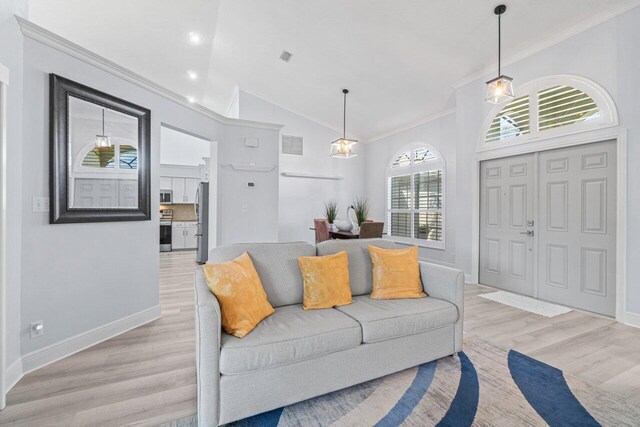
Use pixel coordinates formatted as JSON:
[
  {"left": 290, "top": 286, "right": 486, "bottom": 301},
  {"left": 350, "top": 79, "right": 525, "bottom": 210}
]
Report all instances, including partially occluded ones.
[{"left": 50, "top": 74, "right": 151, "bottom": 223}]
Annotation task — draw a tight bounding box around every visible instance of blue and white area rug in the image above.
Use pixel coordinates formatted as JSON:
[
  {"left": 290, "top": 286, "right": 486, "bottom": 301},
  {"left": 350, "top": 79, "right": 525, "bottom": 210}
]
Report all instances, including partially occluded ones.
[{"left": 168, "top": 337, "right": 640, "bottom": 426}]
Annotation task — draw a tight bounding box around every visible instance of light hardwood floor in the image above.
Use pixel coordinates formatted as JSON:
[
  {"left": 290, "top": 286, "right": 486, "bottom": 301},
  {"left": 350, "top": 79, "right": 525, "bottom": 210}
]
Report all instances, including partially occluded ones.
[{"left": 1, "top": 251, "right": 640, "bottom": 426}]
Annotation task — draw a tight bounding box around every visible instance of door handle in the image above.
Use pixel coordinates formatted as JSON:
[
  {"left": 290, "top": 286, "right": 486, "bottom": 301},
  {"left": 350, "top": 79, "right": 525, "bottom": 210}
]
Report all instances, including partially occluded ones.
[{"left": 520, "top": 230, "right": 534, "bottom": 236}]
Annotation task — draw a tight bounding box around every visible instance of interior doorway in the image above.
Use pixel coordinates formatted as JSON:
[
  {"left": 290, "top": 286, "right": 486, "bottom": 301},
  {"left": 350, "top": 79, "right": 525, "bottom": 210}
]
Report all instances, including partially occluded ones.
[
  {"left": 159, "top": 125, "right": 215, "bottom": 264},
  {"left": 479, "top": 140, "right": 617, "bottom": 317}
]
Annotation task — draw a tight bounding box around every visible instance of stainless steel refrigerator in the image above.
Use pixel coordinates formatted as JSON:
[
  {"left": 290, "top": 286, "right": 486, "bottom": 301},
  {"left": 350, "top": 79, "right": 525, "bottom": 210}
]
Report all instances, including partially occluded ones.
[{"left": 195, "top": 182, "right": 209, "bottom": 264}]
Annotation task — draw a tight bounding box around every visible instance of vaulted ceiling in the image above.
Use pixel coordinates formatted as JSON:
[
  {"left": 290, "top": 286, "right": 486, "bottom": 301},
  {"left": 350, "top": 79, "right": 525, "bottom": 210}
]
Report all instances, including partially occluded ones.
[{"left": 29, "top": 0, "right": 638, "bottom": 140}]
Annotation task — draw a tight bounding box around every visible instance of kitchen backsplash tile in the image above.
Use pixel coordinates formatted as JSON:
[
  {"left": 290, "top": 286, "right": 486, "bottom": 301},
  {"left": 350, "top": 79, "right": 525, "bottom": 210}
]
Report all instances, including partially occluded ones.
[{"left": 160, "top": 204, "right": 197, "bottom": 221}]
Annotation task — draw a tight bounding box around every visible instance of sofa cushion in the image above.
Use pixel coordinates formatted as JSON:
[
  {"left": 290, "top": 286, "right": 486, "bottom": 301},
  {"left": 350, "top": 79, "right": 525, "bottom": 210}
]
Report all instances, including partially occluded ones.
[
  {"left": 336, "top": 295, "right": 458, "bottom": 343},
  {"left": 316, "top": 238, "right": 396, "bottom": 296},
  {"left": 220, "top": 304, "right": 362, "bottom": 375},
  {"left": 208, "top": 242, "right": 315, "bottom": 307}
]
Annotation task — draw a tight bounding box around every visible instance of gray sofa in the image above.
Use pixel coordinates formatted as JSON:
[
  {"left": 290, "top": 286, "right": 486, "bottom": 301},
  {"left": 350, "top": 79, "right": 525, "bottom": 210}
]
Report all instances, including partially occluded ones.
[{"left": 194, "top": 238, "right": 464, "bottom": 426}]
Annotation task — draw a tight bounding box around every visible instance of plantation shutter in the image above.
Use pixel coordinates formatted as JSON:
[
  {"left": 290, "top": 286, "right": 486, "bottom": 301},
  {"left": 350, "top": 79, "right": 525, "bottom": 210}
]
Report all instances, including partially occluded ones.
[
  {"left": 485, "top": 95, "right": 531, "bottom": 143},
  {"left": 538, "top": 85, "right": 599, "bottom": 131}
]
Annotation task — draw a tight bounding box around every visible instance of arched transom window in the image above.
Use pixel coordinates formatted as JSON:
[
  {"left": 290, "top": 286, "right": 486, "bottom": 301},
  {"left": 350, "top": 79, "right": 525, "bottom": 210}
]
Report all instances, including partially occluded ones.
[
  {"left": 386, "top": 145, "right": 445, "bottom": 249},
  {"left": 481, "top": 76, "right": 617, "bottom": 149},
  {"left": 81, "top": 143, "right": 138, "bottom": 169}
]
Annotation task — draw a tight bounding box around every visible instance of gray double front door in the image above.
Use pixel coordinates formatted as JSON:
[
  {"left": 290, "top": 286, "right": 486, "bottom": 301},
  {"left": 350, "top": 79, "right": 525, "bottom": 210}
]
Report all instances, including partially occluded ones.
[{"left": 479, "top": 140, "right": 616, "bottom": 316}]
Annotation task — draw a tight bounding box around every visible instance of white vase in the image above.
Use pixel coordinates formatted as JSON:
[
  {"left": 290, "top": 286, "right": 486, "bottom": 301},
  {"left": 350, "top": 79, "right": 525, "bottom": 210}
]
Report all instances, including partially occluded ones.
[
  {"left": 347, "top": 207, "right": 359, "bottom": 233},
  {"left": 334, "top": 219, "right": 352, "bottom": 231}
]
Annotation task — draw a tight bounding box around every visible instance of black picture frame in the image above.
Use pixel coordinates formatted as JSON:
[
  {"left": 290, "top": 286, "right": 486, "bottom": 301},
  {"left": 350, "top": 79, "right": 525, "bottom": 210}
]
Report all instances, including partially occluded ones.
[{"left": 50, "top": 74, "right": 151, "bottom": 223}]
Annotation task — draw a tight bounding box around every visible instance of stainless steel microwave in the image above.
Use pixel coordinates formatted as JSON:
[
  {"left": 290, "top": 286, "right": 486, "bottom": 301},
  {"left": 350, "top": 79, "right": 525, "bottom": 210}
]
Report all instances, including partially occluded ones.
[{"left": 160, "top": 190, "right": 172, "bottom": 204}]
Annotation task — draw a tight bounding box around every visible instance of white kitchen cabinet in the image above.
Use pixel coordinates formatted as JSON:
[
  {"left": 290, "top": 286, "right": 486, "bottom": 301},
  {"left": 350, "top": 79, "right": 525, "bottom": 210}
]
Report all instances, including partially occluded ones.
[
  {"left": 171, "top": 221, "right": 197, "bottom": 250},
  {"left": 170, "top": 177, "right": 199, "bottom": 204},
  {"left": 171, "top": 222, "right": 186, "bottom": 250},
  {"left": 160, "top": 176, "right": 172, "bottom": 190},
  {"left": 184, "top": 178, "right": 199, "bottom": 204},
  {"left": 171, "top": 178, "right": 185, "bottom": 203},
  {"left": 185, "top": 222, "right": 198, "bottom": 249}
]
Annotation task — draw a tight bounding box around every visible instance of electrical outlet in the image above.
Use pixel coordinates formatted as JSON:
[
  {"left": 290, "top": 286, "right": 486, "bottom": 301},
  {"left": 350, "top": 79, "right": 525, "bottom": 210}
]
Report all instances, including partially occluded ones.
[
  {"left": 241, "top": 204, "right": 248, "bottom": 213},
  {"left": 33, "top": 197, "right": 50, "bottom": 213},
  {"left": 30, "top": 321, "right": 44, "bottom": 338}
]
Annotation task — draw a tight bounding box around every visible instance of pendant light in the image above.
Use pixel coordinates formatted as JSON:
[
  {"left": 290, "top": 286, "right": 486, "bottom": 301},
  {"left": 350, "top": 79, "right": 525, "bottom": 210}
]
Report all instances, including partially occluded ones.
[
  {"left": 95, "top": 108, "right": 112, "bottom": 148},
  {"left": 485, "top": 5, "right": 514, "bottom": 104},
  {"left": 330, "top": 89, "right": 358, "bottom": 158}
]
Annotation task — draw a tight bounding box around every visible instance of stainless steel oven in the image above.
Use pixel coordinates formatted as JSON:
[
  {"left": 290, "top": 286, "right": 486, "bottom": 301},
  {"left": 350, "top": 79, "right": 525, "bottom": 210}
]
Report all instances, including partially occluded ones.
[{"left": 160, "top": 209, "right": 173, "bottom": 252}]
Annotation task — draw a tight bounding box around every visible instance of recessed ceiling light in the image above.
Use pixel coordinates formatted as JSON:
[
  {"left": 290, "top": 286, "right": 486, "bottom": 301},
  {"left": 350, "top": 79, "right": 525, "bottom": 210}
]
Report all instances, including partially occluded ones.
[
  {"left": 187, "top": 32, "right": 202, "bottom": 45},
  {"left": 187, "top": 96, "right": 196, "bottom": 103},
  {"left": 187, "top": 70, "right": 198, "bottom": 80},
  {"left": 280, "top": 50, "right": 293, "bottom": 62}
]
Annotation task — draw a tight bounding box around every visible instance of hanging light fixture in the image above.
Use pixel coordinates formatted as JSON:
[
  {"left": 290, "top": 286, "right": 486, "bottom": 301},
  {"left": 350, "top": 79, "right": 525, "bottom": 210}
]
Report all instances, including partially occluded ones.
[
  {"left": 94, "top": 108, "right": 112, "bottom": 148},
  {"left": 330, "top": 89, "right": 358, "bottom": 158},
  {"left": 485, "top": 4, "right": 514, "bottom": 104}
]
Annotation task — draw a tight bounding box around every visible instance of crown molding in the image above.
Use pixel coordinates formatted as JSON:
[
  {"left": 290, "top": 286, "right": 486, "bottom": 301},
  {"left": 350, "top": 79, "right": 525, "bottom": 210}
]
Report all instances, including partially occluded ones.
[
  {"left": 453, "top": 1, "right": 640, "bottom": 89},
  {"left": 15, "top": 16, "right": 283, "bottom": 132},
  {"left": 365, "top": 108, "right": 456, "bottom": 144},
  {"left": 238, "top": 88, "right": 351, "bottom": 138}
]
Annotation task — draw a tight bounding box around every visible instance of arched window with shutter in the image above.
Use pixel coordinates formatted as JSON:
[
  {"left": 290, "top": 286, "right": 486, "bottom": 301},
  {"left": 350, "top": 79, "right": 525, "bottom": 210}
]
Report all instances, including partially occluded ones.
[
  {"left": 480, "top": 75, "right": 617, "bottom": 150},
  {"left": 386, "top": 144, "right": 445, "bottom": 249}
]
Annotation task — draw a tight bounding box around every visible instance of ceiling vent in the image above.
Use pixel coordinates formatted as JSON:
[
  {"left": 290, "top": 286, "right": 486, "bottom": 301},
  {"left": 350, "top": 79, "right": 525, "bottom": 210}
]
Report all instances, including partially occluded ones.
[
  {"left": 280, "top": 50, "right": 293, "bottom": 62},
  {"left": 282, "top": 135, "right": 303, "bottom": 155}
]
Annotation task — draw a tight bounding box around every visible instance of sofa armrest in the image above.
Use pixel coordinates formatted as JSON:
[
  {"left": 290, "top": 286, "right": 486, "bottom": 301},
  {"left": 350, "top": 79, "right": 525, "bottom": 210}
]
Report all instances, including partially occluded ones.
[
  {"left": 195, "top": 269, "right": 221, "bottom": 427},
  {"left": 419, "top": 262, "right": 464, "bottom": 352}
]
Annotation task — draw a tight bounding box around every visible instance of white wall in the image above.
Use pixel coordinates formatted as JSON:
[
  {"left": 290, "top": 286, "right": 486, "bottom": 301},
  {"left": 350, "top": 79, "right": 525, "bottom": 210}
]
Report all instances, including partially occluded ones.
[
  {"left": 160, "top": 126, "right": 210, "bottom": 166},
  {"left": 362, "top": 6, "right": 640, "bottom": 319},
  {"left": 453, "top": 8, "right": 640, "bottom": 315},
  {"left": 6, "top": 23, "right": 280, "bottom": 361},
  {"left": 238, "top": 91, "right": 367, "bottom": 243},
  {"left": 364, "top": 113, "right": 457, "bottom": 266},
  {"left": 216, "top": 121, "right": 280, "bottom": 244}
]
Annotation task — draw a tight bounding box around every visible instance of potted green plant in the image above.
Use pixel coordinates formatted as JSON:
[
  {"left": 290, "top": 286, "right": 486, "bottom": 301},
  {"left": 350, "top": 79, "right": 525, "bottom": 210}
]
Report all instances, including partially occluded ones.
[
  {"left": 323, "top": 200, "right": 338, "bottom": 231},
  {"left": 350, "top": 197, "right": 370, "bottom": 231}
]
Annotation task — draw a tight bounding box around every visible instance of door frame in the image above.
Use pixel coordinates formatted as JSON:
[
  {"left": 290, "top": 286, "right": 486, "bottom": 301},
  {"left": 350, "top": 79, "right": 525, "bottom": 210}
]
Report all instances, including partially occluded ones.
[
  {"left": 159, "top": 123, "right": 218, "bottom": 251},
  {"left": 0, "top": 61, "right": 9, "bottom": 409},
  {"left": 471, "top": 127, "right": 628, "bottom": 322}
]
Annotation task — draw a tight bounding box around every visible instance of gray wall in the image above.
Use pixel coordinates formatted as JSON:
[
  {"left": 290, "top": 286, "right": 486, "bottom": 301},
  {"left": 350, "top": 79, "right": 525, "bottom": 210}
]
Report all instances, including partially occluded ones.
[
  {"left": 363, "top": 113, "right": 457, "bottom": 267},
  {"left": 238, "top": 91, "right": 367, "bottom": 244},
  {"left": 217, "top": 122, "right": 280, "bottom": 245},
  {"left": 455, "top": 7, "right": 640, "bottom": 315},
  {"left": 362, "top": 7, "right": 640, "bottom": 316},
  {"left": 4, "top": 24, "right": 280, "bottom": 362}
]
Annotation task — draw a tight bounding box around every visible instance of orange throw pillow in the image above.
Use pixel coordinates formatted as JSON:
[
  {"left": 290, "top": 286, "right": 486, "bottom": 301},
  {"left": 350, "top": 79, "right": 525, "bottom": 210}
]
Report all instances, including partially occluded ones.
[
  {"left": 368, "top": 245, "right": 426, "bottom": 299},
  {"left": 202, "top": 252, "right": 275, "bottom": 338},
  {"left": 298, "top": 251, "right": 352, "bottom": 310}
]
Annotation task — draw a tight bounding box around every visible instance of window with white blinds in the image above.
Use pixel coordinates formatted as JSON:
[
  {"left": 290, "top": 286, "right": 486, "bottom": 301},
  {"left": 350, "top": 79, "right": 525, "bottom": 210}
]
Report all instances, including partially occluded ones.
[
  {"left": 538, "top": 85, "right": 599, "bottom": 131},
  {"left": 485, "top": 95, "right": 530, "bottom": 143},
  {"left": 387, "top": 146, "right": 444, "bottom": 248},
  {"left": 483, "top": 77, "right": 613, "bottom": 147}
]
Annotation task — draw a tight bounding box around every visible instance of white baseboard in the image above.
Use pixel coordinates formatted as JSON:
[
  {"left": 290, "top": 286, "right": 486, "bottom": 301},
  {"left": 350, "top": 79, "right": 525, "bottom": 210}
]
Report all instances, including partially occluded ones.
[
  {"left": 6, "top": 305, "right": 161, "bottom": 393},
  {"left": 464, "top": 274, "right": 477, "bottom": 285},
  {"left": 4, "top": 359, "right": 23, "bottom": 392},
  {"left": 624, "top": 311, "right": 640, "bottom": 328}
]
